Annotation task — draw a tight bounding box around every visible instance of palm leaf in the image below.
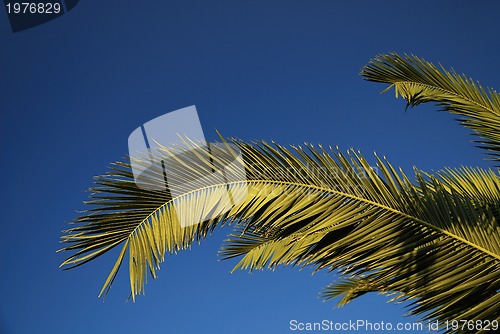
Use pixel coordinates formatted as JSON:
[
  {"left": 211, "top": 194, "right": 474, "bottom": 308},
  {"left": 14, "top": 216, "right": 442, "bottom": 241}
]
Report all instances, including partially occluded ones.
[
  {"left": 60, "top": 139, "right": 500, "bottom": 332},
  {"left": 433, "top": 167, "right": 500, "bottom": 219},
  {"left": 219, "top": 148, "right": 500, "bottom": 328},
  {"left": 361, "top": 53, "right": 500, "bottom": 162},
  {"left": 320, "top": 277, "right": 382, "bottom": 307}
]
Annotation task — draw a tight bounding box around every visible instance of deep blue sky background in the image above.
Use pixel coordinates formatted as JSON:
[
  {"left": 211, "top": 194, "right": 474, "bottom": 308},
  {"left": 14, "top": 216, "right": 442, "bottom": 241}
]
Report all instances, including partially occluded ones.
[{"left": 1, "top": 1, "right": 499, "bottom": 333}]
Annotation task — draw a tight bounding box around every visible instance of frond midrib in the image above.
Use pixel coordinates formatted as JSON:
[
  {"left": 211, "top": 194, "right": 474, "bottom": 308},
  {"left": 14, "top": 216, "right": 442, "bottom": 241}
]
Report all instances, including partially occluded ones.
[{"left": 128, "top": 179, "right": 500, "bottom": 262}]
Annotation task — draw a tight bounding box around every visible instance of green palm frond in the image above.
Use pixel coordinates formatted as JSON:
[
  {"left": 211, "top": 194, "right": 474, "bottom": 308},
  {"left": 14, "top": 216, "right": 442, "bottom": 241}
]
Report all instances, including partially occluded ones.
[
  {"left": 60, "top": 53, "right": 500, "bottom": 333},
  {"left": 60, "top": 139, "right": 500, "bottom": 330},
  {"left": 219, "top": 146, "right": 500, "bottom": 325},
  {"left": 320, "top": 277, "right": 382, "bottom": 307},
  {"left": 434, "top": 167, "right": 500, "bottom": 211},
  {"left": 361, "top": 53, "right": 500, "bottom": 162}
]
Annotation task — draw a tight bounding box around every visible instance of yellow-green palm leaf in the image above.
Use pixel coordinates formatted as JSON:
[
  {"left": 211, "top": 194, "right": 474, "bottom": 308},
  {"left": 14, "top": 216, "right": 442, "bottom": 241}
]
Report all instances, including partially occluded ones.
[
  {"left": 361, "top": 53, "right": 500, "bottom": 162},
  {"left": 59, "top": 140, "right": 500, "bottom": 331},
  {"left": 59, "top": 53, "right": 500, "bottom": 333}
]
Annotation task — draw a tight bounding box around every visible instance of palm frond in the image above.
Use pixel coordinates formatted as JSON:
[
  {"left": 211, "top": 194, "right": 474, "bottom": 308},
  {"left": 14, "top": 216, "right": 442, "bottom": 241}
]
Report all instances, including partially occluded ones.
[
  {"left": 60, "top": 139, "right": 500, "bottom": 331},
  {"left": 434, "top": 167, "right": 500, "bottom": 215},
  {"left": 361, "top": 53, "right": 500, "bottom": 162},
  {"left": 220, "top": 146, "right": 500, "bottom": 327},
  {"left": 320, "top": 277, "right": 382, "bottom": 307}
]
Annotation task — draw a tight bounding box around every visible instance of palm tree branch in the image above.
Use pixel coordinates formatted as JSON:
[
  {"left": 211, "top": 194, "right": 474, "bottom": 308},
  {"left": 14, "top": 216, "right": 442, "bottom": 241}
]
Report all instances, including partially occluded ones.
[
  {"left": 59, "top": 140, "right": 500, "bottom": 326},
  {"left": 361, "top": 53, "right": 500, "bottom": 161},
  {"left": 219, "top": 180, "right": 500, "bottom": 262}
]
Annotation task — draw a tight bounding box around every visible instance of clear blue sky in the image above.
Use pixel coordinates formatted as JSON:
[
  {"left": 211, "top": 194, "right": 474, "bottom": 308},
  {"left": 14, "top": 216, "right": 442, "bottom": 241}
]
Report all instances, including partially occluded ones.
[{"left": 1, "top": 1, "right": 499, "bottom": 333}]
